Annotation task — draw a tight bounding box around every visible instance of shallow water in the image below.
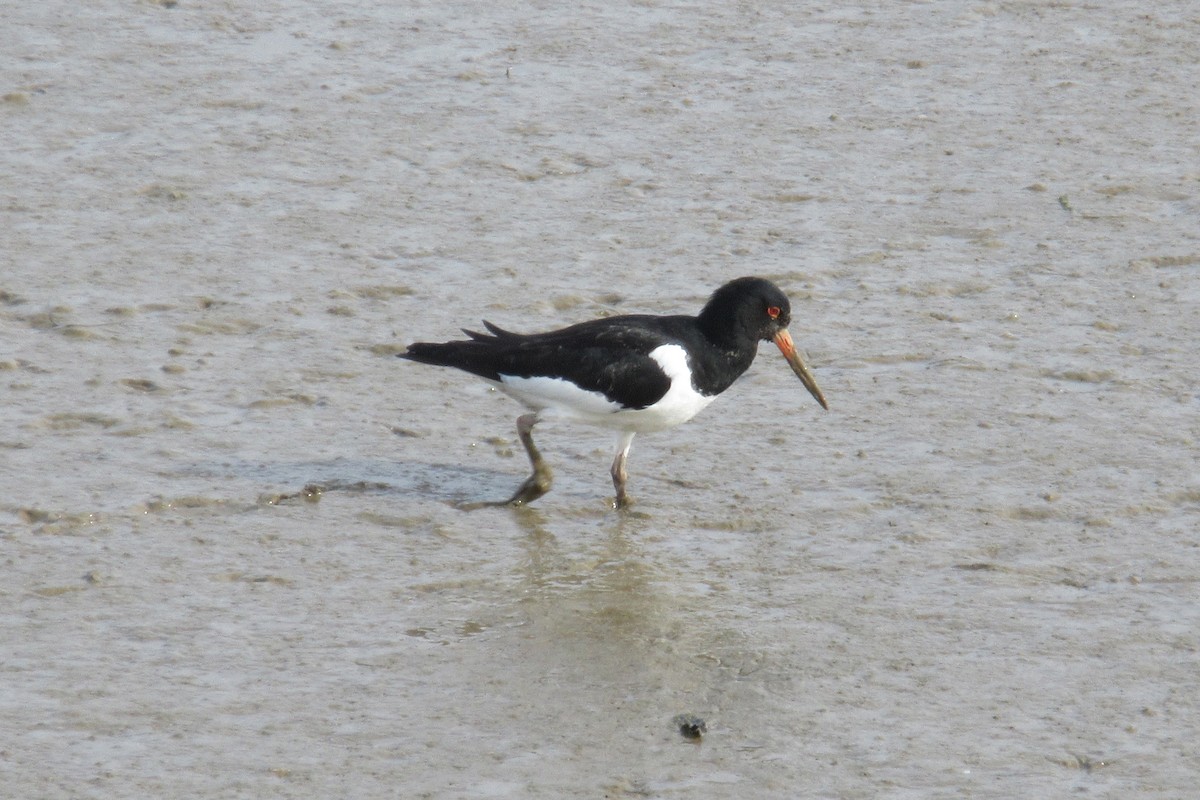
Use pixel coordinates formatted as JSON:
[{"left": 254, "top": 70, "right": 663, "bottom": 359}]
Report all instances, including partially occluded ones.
[{"left": 3, "top": 1, "right": 1199, "bottom": 797}]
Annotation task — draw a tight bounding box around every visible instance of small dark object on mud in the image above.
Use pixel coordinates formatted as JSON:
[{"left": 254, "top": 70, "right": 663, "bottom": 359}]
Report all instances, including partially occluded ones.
[{"left": 673, "top": 714, "right": 707, "bottom": 740}]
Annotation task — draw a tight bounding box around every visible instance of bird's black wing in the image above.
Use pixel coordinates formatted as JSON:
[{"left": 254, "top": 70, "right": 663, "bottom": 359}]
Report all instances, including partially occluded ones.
[{"left": 403, "top": 316, "right": 694, "bottom": 410}]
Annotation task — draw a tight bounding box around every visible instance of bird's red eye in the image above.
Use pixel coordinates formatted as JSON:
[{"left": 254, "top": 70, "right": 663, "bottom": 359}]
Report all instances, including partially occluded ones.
[{"left": 767, "top": 306, "right": 781, "bottom": 319}]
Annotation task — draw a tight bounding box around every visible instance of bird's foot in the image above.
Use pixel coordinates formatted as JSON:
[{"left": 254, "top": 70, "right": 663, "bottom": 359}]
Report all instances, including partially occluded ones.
[{"left": 507, "top": 464, "right": 553, "bottom": 507}]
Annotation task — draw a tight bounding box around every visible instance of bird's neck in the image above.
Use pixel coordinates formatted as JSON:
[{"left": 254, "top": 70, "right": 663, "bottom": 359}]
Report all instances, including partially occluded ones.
[
  {"left": 688, "top": 332, "right": 758, "bottom": 395},
  {"left": 697, "top": 311, "right": 754, "bottom": 355}
]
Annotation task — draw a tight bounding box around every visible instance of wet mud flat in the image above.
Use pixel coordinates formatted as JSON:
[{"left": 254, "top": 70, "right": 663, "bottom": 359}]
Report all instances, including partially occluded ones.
[{"left": 5, "top": 1, "right": 1200, "bottom": 797}]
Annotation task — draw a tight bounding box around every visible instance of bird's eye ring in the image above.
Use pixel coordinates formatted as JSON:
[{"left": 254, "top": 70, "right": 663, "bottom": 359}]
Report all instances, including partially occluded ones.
[{"left": 767, "top": 306, "right": 781, "bottom": 319}]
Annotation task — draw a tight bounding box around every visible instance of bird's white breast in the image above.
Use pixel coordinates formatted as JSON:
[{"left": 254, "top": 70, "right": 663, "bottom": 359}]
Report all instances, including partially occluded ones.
[{"left": 632, "top": 344, "right": 716, "bottom": 431}]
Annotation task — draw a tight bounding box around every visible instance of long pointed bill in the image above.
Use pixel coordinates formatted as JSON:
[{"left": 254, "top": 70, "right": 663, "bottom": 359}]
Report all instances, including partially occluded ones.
[{"left": 773, "top": 329, "right": 828, "bottom": 410}]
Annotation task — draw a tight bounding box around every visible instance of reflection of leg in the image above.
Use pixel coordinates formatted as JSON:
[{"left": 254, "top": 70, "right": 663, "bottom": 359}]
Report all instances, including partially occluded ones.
[
  {"left": 610, "top": 431, "right": 636, "bottom": 509},
  {"left": 507, "top": 413, "right": 552, "bottom": 506}
]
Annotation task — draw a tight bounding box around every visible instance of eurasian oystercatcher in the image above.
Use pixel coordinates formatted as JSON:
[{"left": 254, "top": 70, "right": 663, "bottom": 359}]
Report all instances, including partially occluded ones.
[{"left": 401, "top": 276, "right": 828, "bottom": 508}]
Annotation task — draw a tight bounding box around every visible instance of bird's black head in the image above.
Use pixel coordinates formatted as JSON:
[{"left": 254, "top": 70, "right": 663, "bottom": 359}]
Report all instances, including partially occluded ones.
[
  {"left": 698, "top": 276, "right": 828, "bottom": 410},
  {"left": 698, "top": 276, "right": 792, "bottom": 344}
]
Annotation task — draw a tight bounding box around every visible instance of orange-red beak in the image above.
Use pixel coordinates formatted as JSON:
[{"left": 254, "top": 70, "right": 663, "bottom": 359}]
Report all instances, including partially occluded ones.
[{"left": 773, "top": 329, "right": 828, "bottom": 410}]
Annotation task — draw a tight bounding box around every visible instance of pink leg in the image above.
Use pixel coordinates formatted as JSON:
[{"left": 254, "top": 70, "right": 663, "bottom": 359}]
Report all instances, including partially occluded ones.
[
  {"left": 507, "top": 413, "right": 552, "bottom": 506},
  {"left": 610, "top": 431, "right": 636, "bottom": 509}
]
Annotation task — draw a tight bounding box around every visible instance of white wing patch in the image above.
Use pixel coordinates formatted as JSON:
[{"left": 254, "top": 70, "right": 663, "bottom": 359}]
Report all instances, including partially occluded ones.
[{"left": 494, "top": 343, "right": 716, "bottom": 433}]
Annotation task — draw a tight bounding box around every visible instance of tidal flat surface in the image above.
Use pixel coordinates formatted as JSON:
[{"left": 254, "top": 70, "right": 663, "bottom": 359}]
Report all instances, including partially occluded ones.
[{"left": 3, "top": 2, "right": 1198, "bottom": 797}]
